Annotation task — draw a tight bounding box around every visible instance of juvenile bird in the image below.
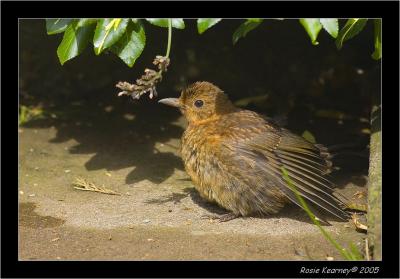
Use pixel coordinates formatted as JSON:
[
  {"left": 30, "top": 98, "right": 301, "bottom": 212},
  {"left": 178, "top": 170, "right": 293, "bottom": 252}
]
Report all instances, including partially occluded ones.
[{"left": 159, "top": 81, "right": 349, "bottom": 223}]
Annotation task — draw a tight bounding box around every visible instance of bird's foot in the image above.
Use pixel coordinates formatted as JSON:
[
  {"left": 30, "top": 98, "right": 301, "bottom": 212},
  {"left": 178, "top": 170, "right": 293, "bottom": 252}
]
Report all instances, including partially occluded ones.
[{"left": 201, "top": 212, "right": 239, "bottom": 222}]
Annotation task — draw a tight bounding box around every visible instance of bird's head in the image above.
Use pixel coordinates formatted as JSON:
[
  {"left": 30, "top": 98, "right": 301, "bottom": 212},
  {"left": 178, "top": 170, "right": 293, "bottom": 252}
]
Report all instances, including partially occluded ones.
[{"left": 159, "top": 81, "right": 236, "bottom": 124}]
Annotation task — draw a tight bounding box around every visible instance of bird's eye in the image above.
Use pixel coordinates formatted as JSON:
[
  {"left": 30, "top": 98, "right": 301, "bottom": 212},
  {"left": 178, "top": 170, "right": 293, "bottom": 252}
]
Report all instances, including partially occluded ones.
[{"left": 194, "top": 100, "right": 204, "bottom": 108}]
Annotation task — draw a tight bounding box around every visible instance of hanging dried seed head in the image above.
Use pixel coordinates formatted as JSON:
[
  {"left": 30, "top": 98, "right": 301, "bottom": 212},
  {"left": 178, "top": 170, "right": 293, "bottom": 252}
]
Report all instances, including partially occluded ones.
[
  {"left": 154, "top": 56, "right": 170, "bottom": 72},
  {"left": 116, "top": 55, "right": 170, "bottom": 100}
]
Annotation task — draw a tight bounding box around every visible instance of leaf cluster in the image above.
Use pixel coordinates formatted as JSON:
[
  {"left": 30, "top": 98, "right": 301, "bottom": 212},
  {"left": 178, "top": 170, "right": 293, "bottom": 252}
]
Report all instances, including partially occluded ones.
[
  {"left": 46, "top": 18, "right": 381, "bottom": 68},
  {"left": 46, "top": 18, "right": 184, "bottom": 67},
  {"left": 298, "top": 18, "right": 381, "bottom": 59}
]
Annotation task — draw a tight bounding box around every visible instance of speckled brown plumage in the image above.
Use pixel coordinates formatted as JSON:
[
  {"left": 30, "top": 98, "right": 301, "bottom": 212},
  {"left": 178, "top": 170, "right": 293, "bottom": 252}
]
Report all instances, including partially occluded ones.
[{"left": 159, "top": 81, "right": 350, "bottom": 223}]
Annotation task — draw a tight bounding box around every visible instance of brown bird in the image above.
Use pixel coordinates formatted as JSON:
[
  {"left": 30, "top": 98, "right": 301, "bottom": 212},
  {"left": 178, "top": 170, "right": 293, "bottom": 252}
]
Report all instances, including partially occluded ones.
[{"left": 159, "top": 81, "right": 349, "bottom": 223}]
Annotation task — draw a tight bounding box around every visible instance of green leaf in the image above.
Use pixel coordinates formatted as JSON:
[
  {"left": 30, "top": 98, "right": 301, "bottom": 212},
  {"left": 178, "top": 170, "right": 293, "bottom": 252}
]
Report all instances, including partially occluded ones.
[
  {"left": 93, "top": 18, "right": 130, "bottom": 55},
  {"left": 111, "top": 21, "right": 146, "bottom": 67},
  {"left": 335, "top": 18, "right": 368, "bottom": 50},
  {"left": 19, "top": 105, "right": 28, "bottom": 125},
  {"left": 197, "top": 18, "right": 221, "bottom": 34},
  {"left": 302, "top": 130, "right": 316, "bottom": 143},
  {"left": 19, "top": 105, "right": 46, "bottom": 125},
  {"left": 232, "top": 19, "right": 263, "bottom": 45},
  {"left": 46, "top": 19, "right": 73, "bottom": 35},
  {"left": 145, "top": 18, "right": 185, "bottom": 29},
  {"left": 319, "top": 18, "right": 338, "bottom": 38},
  {"left": 77, "top": 18, "right": 98, "bottom": 28},
  {"left": 371, "top": 19, "right": 381, "bottom": 60},
  {"left": 299, "top": 19, "right": 322, "bottom": 45},
  {"left": 57, "top": 23, "right": 95, "bottom": 65},
  {"left": 281, "top": 166, "right": 355, "bottom": 260}
]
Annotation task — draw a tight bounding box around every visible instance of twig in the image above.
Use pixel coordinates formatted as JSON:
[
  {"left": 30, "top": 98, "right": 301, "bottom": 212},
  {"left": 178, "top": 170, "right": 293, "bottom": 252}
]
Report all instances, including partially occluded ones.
[
  {"left": 166, "top": 19, "right": 172, "bottom": 58},
  {"left": 73, "top": 177, "right": 121, "bottom": 195},
  {"left": 351, "top": 214, "right": 368, "bottom": 232},
  {"left": 365, "top": 238, "right": 370, "bottom": 261}
]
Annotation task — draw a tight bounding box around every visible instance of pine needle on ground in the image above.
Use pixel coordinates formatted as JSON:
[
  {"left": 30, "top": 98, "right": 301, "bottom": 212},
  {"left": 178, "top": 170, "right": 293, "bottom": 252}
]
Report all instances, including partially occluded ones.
[{"left": 72, "top": 177, "right": 121, "bottom": 195}]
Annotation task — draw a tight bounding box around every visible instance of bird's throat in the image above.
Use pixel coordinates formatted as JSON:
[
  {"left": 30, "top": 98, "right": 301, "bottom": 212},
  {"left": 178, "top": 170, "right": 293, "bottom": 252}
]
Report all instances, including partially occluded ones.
[{"left": 189, "top": 114, "right": 221, "bottom": 126}]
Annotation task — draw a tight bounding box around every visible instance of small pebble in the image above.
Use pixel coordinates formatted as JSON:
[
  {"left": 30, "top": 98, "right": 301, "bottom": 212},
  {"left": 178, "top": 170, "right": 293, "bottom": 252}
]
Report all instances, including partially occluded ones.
[
  {"left": 143, "top": 219, "right": 150, "bottom": 223},
  {"left": 56, "top": 257, "right": 61, "bottom": 260},
  {"left": 51, "top": 237, "right": 60, "bottom": 242},
  {"left": 104, "top": 106, "right": 114, "bottom": 113},
  {"left": 19, "top": 191, "right": 24, "bottom": 195},
  {"left": 33, "top": 183, "right": 38, "bottom": 186},
  {"left": 356, "top": 68, "right": 364, "bottom": 75},
  {"left": 126, "top": 192, "right": 131, "bottom": 196},
  {"left": 29, "top": 148, "right": 34, "bottom": 152},
  {"left": 64, "top": 170, "right": 71, "bottom": 173},
  {"left": 147, "top": 238, "right": 155, "bottom": 242},
  {"left": 105, "top": 172, "right": 112, "bottom": 177},
  {"left": 326, "top": 256, "right": 334, "bottom": 261},
  {"left": 34, "top": 167, "right": 39, "bottom": 171},
  {"left": 28, "top": 194, "right": 36, "bottom": 197},
  {"left": 123, "top": 113, "right": 135, "bottom": 120}
]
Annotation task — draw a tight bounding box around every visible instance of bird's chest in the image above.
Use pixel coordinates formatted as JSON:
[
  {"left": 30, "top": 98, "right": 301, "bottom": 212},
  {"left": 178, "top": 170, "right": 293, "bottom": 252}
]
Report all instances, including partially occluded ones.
[{"left": 181, "top": 126, "right": 222, "bottom": 200}]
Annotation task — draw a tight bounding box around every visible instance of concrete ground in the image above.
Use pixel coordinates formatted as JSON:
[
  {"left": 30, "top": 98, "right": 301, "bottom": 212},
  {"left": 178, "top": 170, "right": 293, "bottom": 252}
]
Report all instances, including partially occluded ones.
[
  {"left": 18, "top": 108, "right": 368, "bottom": 260},
  {"left": 17, "top": 18, "right": 377, "bottom": 261}
]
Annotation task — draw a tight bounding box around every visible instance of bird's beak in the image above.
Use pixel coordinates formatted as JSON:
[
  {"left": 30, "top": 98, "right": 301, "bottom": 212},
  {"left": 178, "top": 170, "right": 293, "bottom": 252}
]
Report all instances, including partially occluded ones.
[{"left": 158, "top": 98, "right": 181, "bottom": 108}]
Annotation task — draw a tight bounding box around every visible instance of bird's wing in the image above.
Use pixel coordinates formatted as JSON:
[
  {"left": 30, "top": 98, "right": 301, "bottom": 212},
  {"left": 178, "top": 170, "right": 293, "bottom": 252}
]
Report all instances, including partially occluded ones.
[{"left": 221, "top": 120, "right": 349, "bottom": 222}]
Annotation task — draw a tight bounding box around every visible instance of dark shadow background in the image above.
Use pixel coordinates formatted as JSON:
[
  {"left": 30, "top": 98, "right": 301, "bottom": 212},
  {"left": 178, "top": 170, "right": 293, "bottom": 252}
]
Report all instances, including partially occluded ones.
[{"left": 19, "top": 19, "right": 380, "bottom": 185}]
